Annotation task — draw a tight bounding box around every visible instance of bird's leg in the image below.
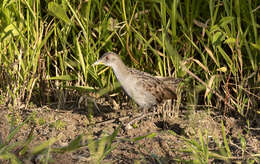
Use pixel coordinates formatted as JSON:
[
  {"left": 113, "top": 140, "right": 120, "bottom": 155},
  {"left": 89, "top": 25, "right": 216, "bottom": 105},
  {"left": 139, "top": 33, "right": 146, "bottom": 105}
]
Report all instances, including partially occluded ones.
[{"left": 143, "top": 107, "right": 148, "bottom": 114}]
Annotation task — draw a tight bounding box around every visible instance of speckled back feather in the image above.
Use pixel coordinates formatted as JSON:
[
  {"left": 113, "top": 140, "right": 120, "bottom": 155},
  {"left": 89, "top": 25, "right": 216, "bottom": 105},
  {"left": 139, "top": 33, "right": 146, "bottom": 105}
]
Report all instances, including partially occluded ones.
[{"left": 127, "top": 68, "right": 181, "bottom": 104}]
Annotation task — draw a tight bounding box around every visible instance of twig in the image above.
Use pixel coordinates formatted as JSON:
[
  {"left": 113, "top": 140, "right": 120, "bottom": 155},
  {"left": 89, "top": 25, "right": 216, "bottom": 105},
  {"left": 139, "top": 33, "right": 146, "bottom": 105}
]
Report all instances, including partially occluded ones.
[{"left": 126, "top": 112, "right": 155, "bottom": 128}]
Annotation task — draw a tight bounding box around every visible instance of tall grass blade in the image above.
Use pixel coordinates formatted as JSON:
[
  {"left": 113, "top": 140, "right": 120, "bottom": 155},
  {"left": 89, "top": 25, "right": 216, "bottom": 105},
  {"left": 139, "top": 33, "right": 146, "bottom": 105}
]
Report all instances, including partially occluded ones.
[
  {"left": 221, "top": 120, "right": 231, "bottom": 158},
  {"left": 48, "top": 2, "right": 72, "bottom": 25}
]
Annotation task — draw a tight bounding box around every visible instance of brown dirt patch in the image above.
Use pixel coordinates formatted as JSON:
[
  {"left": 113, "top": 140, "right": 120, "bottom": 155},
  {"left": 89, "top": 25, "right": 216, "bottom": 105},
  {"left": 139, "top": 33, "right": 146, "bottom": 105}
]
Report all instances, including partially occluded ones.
[{"left": 0, "top": 98, "right": 259, "bottom": 163}]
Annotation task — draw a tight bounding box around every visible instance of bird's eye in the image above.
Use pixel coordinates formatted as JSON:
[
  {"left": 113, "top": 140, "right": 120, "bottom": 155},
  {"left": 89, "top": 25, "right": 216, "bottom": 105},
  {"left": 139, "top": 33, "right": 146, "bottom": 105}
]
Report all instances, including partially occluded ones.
[{"left": 105, "top": 56, "right": 109, "bottom": 60}]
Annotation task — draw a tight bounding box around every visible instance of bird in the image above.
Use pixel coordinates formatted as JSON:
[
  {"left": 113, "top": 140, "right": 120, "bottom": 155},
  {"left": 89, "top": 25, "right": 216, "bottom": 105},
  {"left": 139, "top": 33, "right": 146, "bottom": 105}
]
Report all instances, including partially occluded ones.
[{"left": 93, "top": 52, "right": 181, "bottom": 127}]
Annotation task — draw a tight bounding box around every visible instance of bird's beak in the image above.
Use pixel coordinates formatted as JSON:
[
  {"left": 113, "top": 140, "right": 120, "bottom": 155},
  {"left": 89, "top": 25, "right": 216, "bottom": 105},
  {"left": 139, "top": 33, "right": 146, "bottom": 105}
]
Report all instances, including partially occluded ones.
[{"left": 92, "top": 59, "right": 103, "bottom": 66}]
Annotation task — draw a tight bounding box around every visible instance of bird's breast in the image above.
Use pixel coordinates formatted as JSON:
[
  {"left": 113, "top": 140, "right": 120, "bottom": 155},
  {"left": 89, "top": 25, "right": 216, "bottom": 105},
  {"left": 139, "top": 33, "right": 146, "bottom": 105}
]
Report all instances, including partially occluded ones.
[{"left": 118, "top": 77, "right": 157, "bottom": 108}]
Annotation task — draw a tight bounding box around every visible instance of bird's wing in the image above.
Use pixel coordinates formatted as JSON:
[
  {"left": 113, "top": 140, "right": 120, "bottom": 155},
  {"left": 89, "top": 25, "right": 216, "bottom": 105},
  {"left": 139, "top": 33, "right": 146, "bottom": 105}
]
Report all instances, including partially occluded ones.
[
  {"left": 140, "top": 77, "right": 177, "bottom": 103},
  {"left": 129, "top": 69, "right": 178, "bottom": 103},
  {"left": 155, "top": 76, "right": 182, "bottom": 93},
  {"left": 155, "top": 76, "right": 182, "bottom": 84}
]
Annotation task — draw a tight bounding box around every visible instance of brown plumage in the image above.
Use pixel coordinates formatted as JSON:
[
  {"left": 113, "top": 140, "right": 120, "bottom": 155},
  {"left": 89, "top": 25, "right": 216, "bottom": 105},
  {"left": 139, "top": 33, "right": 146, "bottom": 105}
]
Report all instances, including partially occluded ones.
[{"left": 93, "top": 52, "right": 181, "bottom": 109}]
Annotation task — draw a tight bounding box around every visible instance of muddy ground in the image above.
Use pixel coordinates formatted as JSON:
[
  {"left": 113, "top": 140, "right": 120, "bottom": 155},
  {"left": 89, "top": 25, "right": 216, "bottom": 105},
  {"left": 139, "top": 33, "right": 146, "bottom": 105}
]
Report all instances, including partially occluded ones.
[{"left": 0, "top": 95, "right": 259, "bottom": 163}]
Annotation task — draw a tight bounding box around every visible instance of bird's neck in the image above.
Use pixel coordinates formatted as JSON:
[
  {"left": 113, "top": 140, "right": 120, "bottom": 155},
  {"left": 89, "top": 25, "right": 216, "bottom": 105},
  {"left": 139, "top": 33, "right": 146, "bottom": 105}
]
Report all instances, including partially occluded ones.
[{"left": 111, "top": 60, "right": 129, "bottom": 83}]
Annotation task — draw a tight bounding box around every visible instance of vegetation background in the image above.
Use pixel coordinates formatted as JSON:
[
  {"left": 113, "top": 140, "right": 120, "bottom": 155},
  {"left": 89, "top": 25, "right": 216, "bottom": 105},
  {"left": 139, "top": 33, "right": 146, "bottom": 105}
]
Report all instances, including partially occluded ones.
[{"left": 0, "top": 0, "right": 259, "bottom": 163}]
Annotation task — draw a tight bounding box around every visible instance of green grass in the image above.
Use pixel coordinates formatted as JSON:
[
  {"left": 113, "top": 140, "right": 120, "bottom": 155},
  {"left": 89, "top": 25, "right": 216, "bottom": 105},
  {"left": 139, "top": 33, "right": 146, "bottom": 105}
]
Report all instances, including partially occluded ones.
[{"left": 0, "top": 0, "right": 259, "bottom": 163}]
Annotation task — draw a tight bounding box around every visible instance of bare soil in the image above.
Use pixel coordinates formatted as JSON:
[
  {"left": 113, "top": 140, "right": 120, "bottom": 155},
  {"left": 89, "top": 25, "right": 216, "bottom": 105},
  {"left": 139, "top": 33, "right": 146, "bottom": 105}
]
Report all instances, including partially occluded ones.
[{"left": 0, "top": 96, "right": 259, "bottom": 163}]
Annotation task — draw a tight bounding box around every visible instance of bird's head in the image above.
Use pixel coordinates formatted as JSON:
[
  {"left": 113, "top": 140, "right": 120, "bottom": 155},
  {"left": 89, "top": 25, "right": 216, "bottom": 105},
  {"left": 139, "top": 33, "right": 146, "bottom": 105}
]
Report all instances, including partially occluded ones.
[{"left": 92, "top": 52, "right": 121, "bottom": 68}]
